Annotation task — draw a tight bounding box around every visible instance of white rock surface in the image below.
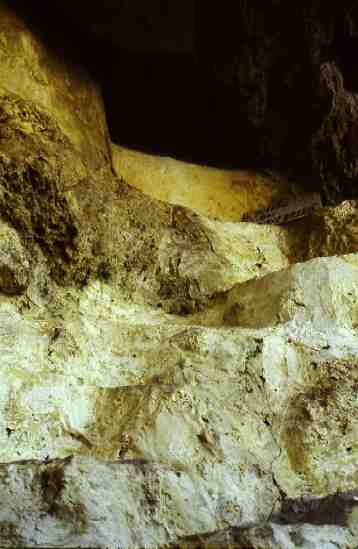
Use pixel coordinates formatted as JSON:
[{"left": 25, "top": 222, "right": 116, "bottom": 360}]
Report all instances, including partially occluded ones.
[
  {"left": 223, "top": 254, "right": 358, "bottom": 330},
  {"left": 0, "top": 253, "right": 358, "bottom": 547}
]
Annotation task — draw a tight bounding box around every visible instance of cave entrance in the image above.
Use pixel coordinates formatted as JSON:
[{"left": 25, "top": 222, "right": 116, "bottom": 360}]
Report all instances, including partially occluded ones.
[{"left": 11, "top": 0, "right": 260, "bottom": 170}]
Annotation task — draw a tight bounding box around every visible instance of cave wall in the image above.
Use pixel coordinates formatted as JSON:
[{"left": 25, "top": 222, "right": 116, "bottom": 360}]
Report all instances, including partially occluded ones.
[
  {"left": 9, "top": 1, "right": 358, "bottom": 203},
  {"left": 195, "top": 1, "right": 358, "bottom": 203},
  {"left": 1, "top": 2, "right": 358, "bottom": 548}
]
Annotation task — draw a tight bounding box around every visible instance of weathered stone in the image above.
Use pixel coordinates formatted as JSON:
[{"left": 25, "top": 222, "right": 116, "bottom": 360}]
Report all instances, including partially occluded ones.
[
  {"left": 0, "top": 456, "right": 356, "bottom": 548},
  {"left": 312, "top": 62, "right": 358, "bottom": 203},
  {"left": 1, "top": 3, "right": 358, "bottom": 548},
  {"left": 0, "top": 4, "right": 298, "bottom": 314},
  {"left": 0, "top": 2, "right": 115, "bottom": 288},
  {"left": 0, "top": 3, "right": 110, "bottom": 170},
  {"left": 17, "top": 2, "right": 358, "bottom": 202},
  {"left": 195, "top": 3, "right": 358, "bottom": 201},
  {"left": 112, "top": 144, "right": 297, "bottom": 222},
  {"left": 0, "top": 220, "right": 30, "bottom": 294},
  {"left": 306, "top": 200, "right": 358, "bottom": 258},
  {"left": 270, "top": 200, "right": 358, "bottom": 266},
  {"left": 1, "top": 254, "right": 358, "bottom": 546},
  {"left": 223, "top": 254, "right": 358, "bottom": 330}
]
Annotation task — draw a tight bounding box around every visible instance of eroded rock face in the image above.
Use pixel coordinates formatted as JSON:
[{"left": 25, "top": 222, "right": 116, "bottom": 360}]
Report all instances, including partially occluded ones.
[
  {"left": 0, "top": 1, "right": 116, "bottom": 287},
  {"left": 196, "top": 2, "right": 358, "bottom": 202},
  {"left": 312, "top": 62, "right": 358, "bottom": 203},
  {"left": 0, "top": 3, "right": 110, "bottom": 170},
  {"left": 38, "top": 2, "right": 358, "bottom": 202},
  {"left": 0, "top": 4, "right": 299, "bottom": 314},
  {"left": 1, "top": 255, "right": 358, "bottom": 547},
  {"left": 0, "top": 220, "right": 30, "bottom": 294},
  {"left": 1, "top": 2, "right": 358, "bottom": 548},
  {"left": 306, "top": 200, "right": 358, "bottom": 258},
  {"left": 223, "top": 254, "right": 358, "bottom": 329}
]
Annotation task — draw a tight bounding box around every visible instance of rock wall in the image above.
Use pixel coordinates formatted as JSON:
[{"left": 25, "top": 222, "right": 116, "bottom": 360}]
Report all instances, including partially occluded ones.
[
  {"left": 0, "top": 2, "right": 358, "bottom": 548},
  {"left": 27, "top": 2, "right": 358, "bottom": 204},
  {"left": 48, "top": 1, "right": 358, "bottom": 203},
  {"left": 196, "top": 1, "right": 358, "bottom": 203}
]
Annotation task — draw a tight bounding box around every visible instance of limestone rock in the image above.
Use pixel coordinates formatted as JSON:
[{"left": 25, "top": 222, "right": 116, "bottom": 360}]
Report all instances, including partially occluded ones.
[
  {"left": 1, "top": 257, "right": 358, "bottom": 546},
  {"left": 112, "top": 144, "right": 297, "bottom": 222},
  {"left": 0, "top": 3, "right": 296, "bottom": 312},
  {"left": 194, "top": 4, "right": 358, "bottom": 201},
  {"left": 312, "top": 62, "right": 358, "bottom": 203},
  {"left": 21, "top": 3, "right": 358, "bottom": 201},
  {"left": 1, "top": 3, "right": 358, "bottom": 547},
  {"left": 0, "top": 3, "right": 110, "bottom": 170},
  {"left": 0, "top": 2, "right": 115, "bottom": 288},
  {"left": 0, "top": 457, "right": 357, "bottom": 548},
  {"left": 223, "top": 254, "right": 358, "bottom": 330},
  {"left": 306, "top": 200, "right": 358, "bottom": 259},
  {"left": 264, "top": 199, "right": 358, "bottom": 265},
  {"left": 0, "top": 220, "right": 30, "bottom": 294}
]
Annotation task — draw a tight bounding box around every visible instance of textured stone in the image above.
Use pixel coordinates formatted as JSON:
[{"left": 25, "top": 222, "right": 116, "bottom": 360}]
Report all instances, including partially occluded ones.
[
  {"left": 223, "top": 254, "right": 358, "bottom": 330},
  {"left": 258, "top": 199, "right": 358, "bottom": 266},
  {"left": 21, "top": 2, "right": 358, "bottom": 202},
  {"left": 306, "top": 200, "right": 358, "bottom": 258},
  {"left": 0, "top": 3, "right": 110, "bottom": 170},
  {"left": 1, "top": 256, "right": 358, "bottom": 546},
  {"left": 0, "top": 4, "right": 299, "bottom": 314},
  {"left": 112, "top": 144, "right": 297, "bottom": 222},
  {"left": 0, "top": 220, "right": 30, "bottom": 294},
  {"left": 312, "top": 62, "right": 358, "bottom": 203},
  {"left": 195, "top": 3, "right": 358, "bottom": 201},
  {"left": 1, "top": 3, "right": 358, "bottom": 548},
  {"left": 0, "top": 2, "right": 115, "bottom": 288}
]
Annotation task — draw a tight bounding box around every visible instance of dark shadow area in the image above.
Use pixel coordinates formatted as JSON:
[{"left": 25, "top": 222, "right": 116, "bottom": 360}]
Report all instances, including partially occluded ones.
[
  {"left": 332, "top": 12, "right": 358, "bottom": 93},
  {"left": 8, "top": 0, "right": 100, "bottom": 76},
  {"left": 7, "top": 0, "right": 358, "bottom": 202},
  {"left": 7, "top": 0, "right": 265, "bottom": 169},
  {"left": 102, "top": 49, "right": 262, "bottom": 169}
]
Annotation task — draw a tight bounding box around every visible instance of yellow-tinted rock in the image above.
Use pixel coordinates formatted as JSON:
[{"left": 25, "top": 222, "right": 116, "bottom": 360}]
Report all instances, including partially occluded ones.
[
  {"left": 0, "top": 2, "right": 116, "bottom": 287},
  {"left": 280, "top": 200, "right": 358, "bottom": 264},
  {"left": 0, "top": 3, "right": 110, "bottom": 170},
  {"left": 112, "top": 144, "right": 298, "bottom": 222}
]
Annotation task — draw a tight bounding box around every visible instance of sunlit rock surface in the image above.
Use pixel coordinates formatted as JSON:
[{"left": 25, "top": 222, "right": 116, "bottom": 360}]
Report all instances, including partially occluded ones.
[{"left": 0, "top": 220, "right": 30, "bottom": 294}]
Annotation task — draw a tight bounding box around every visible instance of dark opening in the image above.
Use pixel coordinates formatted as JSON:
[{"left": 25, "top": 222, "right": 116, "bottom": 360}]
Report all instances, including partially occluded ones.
[{"left": 9, "top": 0, "right": 265, "bottom": 169}]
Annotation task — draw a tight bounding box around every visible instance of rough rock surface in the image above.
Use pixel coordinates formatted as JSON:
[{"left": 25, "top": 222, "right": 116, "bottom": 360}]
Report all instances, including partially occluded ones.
[
  {"left": 196, "top": 3, "right": 358, "bottom": 203},
  {"left": 1, "top": 2, "right": 358, "bottom": 548},
  {"left": 111, "top": 144, "right": 297, "bottom": 222},
  {"left": 1, "top": 253, "right": 358, "bottom": 548},
  {"left": 0, "top": 220, "right": 30, "bottom": 294},
  {"left": 223, "top": 254, "right": 358, "bottom": 329}
]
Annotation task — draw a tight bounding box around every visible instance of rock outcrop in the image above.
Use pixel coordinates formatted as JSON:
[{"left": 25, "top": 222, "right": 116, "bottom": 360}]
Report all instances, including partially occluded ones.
[
  {"left": 1, "top": 250, "right": 358, "bottom": 547},
  {"left": 1, "top": 2, "right": 358, "bottom": 548}
]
